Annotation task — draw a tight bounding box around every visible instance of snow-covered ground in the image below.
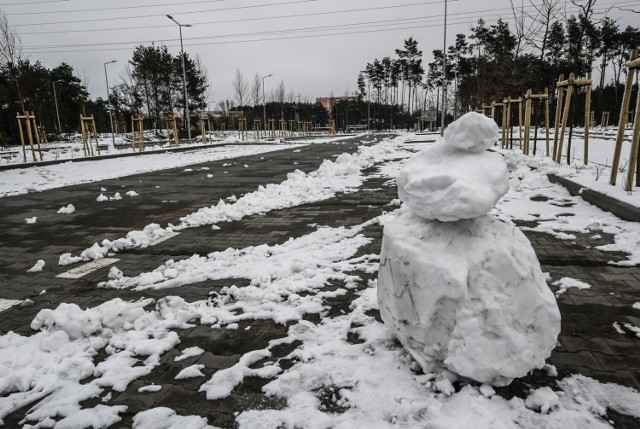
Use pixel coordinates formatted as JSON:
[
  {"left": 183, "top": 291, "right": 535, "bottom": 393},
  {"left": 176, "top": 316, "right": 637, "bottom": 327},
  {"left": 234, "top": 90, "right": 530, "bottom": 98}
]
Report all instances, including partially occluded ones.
[
  {"left": 1, "top": 131, "right": 229, "bottom": 165},
  {"left": 0, "top": 135, "right": 355, "bottom": 199},
  {"left": 1, "top": 132, "right": 640, "bottom": 428},
  {"left": 0, "top": 130, "right": 355, "bottom": 167}
]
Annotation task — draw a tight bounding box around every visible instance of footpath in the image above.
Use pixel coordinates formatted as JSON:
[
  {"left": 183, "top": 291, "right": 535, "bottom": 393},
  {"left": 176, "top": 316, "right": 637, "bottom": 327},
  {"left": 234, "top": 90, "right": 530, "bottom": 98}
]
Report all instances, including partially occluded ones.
[{"left": 0, "top": 135, "right": 639, "bottom": 428}]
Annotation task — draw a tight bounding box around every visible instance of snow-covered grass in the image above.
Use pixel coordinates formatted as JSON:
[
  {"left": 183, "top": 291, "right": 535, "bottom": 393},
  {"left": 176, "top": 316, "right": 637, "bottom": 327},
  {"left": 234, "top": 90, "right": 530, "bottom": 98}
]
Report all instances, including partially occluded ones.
[
  {"left": 500, "top": 126, "right": 640, "bottom": 208},
  {"left": 494, "top": 149, "right": 640, "bottom": 266}
]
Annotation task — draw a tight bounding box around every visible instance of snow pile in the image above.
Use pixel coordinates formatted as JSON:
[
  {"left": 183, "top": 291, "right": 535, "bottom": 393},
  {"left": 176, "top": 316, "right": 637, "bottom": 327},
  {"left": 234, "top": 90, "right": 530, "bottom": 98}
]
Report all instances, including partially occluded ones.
[
  {"left": 25, "top": 216, "right": 37, "bottom": 224},
  {"left": 0, "top": 298, "right": 184, "bottom": 426},
  {"left": 57, "top": 204, "right": 75, "bottom": 214},
  {"left": 175, "top": 346, "right": 205, "bottom": 362},
  {"left": 553, "top": 277, "right": 592, "bottom": 297},
  {"left": 26, "top": 259, "right": 45, "bottom": 273},
  {"left": 132, "top": 407, "right": 214, "bottom": 429},
  {"left": 175, "top": 364, "right": 205, "bottom": 380},
  {"left": 525, "top": 386, "right": 559, "bottom": 413},
  {"left": 378, "top": 112, "right": 561, "bottom": 386}
]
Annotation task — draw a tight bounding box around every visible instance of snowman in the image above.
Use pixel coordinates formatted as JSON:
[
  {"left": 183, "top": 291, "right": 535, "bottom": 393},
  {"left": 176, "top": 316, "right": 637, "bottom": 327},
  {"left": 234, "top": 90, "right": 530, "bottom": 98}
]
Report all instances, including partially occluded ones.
[{"left": 378, "top": 112, "right": 560, "bottom": 386}]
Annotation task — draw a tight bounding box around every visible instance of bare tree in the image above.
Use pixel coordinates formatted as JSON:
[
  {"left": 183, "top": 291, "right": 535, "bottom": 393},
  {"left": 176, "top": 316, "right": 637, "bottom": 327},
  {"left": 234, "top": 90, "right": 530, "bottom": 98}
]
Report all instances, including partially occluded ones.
[
  {"left": 251, "top": 73, "right": 261, "bottom": 107},
  {"left": 275, "top": 80, "right": 286, "bottom": 117},
  {"left": 0, "top": 10, "right": 25, "bottom": 113},
  {"left": 287, "top": 90, "right": 297, "bottom": 104},
  {"left": 232, "top": 68, "right": 249, "bottom": 111},
  {"left": 216, "top": 100, "right": 227, "bottom": 115},
  {"left": 0, "top": 11, "right": 21, "bottom": 67},
  {"left": 525, "top": 0, "right": 563, "bottom": 60},
  {"left": 509, "top": 0, "right": 530, "bottom": 59},
  {"left": 196, "top": 55, "right": 213, "bottom": 110}
]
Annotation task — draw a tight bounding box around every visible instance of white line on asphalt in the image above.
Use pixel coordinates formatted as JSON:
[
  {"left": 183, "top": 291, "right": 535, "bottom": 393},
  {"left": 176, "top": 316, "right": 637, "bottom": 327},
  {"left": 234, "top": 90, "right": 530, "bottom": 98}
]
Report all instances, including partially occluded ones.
[
  {"left": 148, "top": 231, "right": 180, "bottom": 246},
  {"left": 0, "top": 299, "right": 22, "bottom": 313},
  {"left": 56, "top": 258, "right": 120, "bottom": 279}
]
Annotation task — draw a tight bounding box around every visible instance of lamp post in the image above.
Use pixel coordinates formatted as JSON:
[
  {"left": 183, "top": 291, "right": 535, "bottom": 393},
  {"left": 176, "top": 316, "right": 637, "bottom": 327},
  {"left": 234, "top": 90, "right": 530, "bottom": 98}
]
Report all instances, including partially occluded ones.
[
  {"left": 52, "top": 80, "right": 63, "bottom": 134},
  {"left": 167, "top": 14, "right": 192, "bottom": 141},
  {"left": 262, "top": 74, "right": 272, "bottom": 132},
  {"left": 367, "top": 79, "right": 371, "bottom": 132},
  {"left": 104, "top": 59, "right": 117, "bottom": 150},
  {"left": 441, "top": 0, "right": 448, "bottom": 136}
]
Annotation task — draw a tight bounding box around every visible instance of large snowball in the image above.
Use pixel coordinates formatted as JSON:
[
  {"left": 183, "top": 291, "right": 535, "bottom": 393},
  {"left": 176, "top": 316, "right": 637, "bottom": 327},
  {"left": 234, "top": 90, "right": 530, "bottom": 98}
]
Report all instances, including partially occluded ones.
[
  {"left": 377, "top": 209, "right": 561, "bottom": 386},
  {"left": 397, "top": 143, "right": 509, "bottom": 221},
  {"left": 444, "top": 111, "right": 499, "bottom": 152}
]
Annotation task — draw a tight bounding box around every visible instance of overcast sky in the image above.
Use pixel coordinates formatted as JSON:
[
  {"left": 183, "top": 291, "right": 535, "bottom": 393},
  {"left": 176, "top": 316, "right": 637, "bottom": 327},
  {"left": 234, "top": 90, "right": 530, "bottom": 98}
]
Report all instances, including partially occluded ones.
[{"left": 3, "top": 0, "right": 638, "bottom": 105}]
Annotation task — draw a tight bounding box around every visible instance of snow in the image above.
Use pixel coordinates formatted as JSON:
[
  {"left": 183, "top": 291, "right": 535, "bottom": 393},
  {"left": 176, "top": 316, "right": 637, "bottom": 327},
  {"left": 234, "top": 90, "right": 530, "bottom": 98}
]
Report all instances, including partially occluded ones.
[
  {"left": 57, "top": 204, "right": 75, "bottom": 214},
  {"left": 525, "top": 386, "right": 560, "bottom": 413},
  {"left": 0, "top": 298, "right": 187, "bottom": 426},
  {"left": 633, "top": 302, "right": 640, "bottom": 310},
  {"left": 138, "top": 384, "right": 163, "bottom": 393},
  {"left": 379, "top": 114, "right": 560, "bottom": 386},
  {"left": 67, "top": 137, "right": 412, "bottom": 264},
  {"left": 25, "top": 216, "right": 37, "bottom": 224},
  {"left": 0, "top": 143, "right": 306, "bottom": 199},
  {"left": 132, "top": 407, "right": 216, "bottom": 429},
  {"left": 553, "top": 277, "right": 592, "bottom": 296},
  {"left": 59, "top": 252, "right": 83, "bottom": 266},
  {"left": 26, "top": 259, "right": 45, "bottom": 273},
  {"left": 96, "top": 193, "right": 109, "bottom": 202},
  {"left": 2, "top": 132, "right": 640, "bottom": 427},
  {"left": 445, "top": 111, "right": 500, "bottom": 152},
  {"left": 174, "top": 346, "right": 205, "bottom": 362},
  {"left": 378, "top": 209, "right": 561, "bottom": 385},
  {"left": 495, "top": 150, "right": 640, "bottom": 266},
  {"left": 200, "top": 348, "right": 281, "bottom": 400},
  {"left": 396, "top": 138, "right": 509, "bottom": 221},
  {"left": 175, "top": 364, "right": 206, "bottom": 380}
]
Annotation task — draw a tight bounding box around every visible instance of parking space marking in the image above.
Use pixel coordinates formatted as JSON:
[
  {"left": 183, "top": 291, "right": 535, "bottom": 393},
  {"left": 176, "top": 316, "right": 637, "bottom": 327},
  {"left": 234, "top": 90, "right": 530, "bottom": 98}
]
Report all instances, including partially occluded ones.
[
  {"left": 148, "top": 231, "right": 181, "bottom": 246},
  {"left": 56, "top": 258, "right": 120, "bottom": 279}
]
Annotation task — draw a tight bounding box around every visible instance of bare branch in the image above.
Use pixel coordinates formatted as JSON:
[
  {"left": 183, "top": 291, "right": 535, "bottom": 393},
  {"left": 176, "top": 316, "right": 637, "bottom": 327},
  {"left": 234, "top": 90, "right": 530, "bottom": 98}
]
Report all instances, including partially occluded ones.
[
  {"left": 0, "top": 10, "right": 22, "bottom": 67},
  {"left": 232, "top": 68, "right": 249, "bottom": 109},
  {"left": 251, "top": 73, "right": 261, "bottom": 107}
]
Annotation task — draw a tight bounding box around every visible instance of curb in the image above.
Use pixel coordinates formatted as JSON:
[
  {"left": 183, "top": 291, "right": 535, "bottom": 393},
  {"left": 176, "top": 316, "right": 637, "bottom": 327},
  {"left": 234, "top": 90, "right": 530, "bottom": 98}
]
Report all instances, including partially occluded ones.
[{"left": 548, "top": 173, "right": 640, "bottom": 222}]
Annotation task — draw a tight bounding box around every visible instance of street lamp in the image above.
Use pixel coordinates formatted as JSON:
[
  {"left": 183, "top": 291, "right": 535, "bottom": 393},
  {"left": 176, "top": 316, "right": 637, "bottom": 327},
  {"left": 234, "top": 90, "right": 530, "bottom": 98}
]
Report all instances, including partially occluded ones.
[
  {"left": 441, "top": 0, "right": 448, "bottom": 136},
  {"left": 262, "top": 74, "right": 272, "bottom": 132},
  {"left": 367, "top": 79, "right": 371, "bottom": 132},
  {"left": 167, "top": 14, "right": 192, "bottom": 142},
  {"left": 52, "top": 79, "right": 63, "bottom": 134},
  {"left": 104, "top": 59, "right": 117, "bottom": 151}
]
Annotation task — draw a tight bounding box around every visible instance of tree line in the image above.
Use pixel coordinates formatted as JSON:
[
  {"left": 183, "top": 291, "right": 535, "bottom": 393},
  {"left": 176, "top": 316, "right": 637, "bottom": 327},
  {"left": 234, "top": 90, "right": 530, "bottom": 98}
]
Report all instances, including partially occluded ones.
[{"left": 358, "top": 0, "right": 640, "bottom": 127}]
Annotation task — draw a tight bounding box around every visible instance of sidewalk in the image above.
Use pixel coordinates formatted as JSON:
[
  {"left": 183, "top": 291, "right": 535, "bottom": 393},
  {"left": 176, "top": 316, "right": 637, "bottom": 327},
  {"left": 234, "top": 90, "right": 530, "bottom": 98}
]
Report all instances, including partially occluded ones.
[{"left": 0, "top": 135, "right": 639, "bottom": 428}]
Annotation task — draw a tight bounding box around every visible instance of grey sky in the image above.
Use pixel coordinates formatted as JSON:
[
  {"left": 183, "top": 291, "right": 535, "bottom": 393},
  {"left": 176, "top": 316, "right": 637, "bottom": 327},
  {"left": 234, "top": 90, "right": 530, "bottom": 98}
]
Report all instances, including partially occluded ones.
[{"left": 3, "top": 0, "right": 638, "bottom": 106}]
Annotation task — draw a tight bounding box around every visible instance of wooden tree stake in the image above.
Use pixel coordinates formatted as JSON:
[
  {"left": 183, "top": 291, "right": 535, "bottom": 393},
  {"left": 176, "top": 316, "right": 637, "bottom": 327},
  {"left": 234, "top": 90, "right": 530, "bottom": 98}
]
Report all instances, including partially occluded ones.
[
  {"left": 611, "top": 49, "right": 638, "bottom": 186},
  {"left": 552, "top": 74, "right": 565, "bottom": 160}
]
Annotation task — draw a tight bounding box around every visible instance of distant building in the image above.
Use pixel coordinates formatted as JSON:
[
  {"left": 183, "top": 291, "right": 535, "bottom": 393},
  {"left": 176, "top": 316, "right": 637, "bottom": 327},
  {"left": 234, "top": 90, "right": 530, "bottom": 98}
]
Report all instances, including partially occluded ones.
[{"left": 316, "top": 95, "right": 360, "bottom": 114}]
